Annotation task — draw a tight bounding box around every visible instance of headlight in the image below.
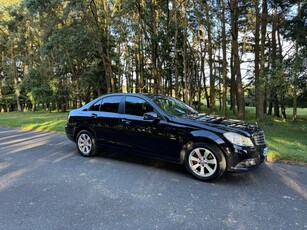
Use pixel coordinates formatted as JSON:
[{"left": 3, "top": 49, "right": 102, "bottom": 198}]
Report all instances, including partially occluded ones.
[{"left": 223, "top": 132, "right": 254, "bottom": 147}]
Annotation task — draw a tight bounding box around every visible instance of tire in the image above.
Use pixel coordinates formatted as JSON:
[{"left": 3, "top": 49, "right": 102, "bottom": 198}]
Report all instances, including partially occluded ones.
[
  {"left": 184, "top": 142, "right": 226, "bottom": 182},
  {"left": 76, "top": 130, "right": 98, "bottom": 157}
]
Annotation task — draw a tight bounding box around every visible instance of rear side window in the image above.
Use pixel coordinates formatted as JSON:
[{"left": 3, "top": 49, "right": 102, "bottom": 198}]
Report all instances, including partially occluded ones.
[
  {"left": 125, "top": 96, "right": 154, "bottom": 116},
  {"left": 100, "top": 96, "right": 122, "bottom": 113}
]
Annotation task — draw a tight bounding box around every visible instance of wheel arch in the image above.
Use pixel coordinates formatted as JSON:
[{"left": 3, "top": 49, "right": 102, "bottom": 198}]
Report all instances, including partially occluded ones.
[
  {"left": 179, "top": 130, "right": 227, "bottom": 164},
  {"left": 74, "top": 125, "right": 95, "bottom": 142}
]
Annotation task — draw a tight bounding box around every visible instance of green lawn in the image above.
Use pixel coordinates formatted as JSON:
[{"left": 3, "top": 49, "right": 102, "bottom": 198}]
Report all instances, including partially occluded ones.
[
  {"left": 263, "top": 119, "right": 307, "bottom": 164},
  {"left": 0, "top": 108, "right": 306, "bottom": 164},
  {"left": 0, "top": 111, "right": 67, "bottom": 133}
]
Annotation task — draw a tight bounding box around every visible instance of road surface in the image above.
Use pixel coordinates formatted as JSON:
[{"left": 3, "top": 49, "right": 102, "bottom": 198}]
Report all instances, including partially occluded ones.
[{"left": 0, "top": 127, "right": 306, "bottom": 229}]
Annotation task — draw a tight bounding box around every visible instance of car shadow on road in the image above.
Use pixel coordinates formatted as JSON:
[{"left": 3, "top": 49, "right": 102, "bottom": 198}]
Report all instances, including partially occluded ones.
[
  {"left": 93, "top": 150, "right": 267, "bottom": 184},
  {"left": 97, "top": 151, "right": 188, "bottom": 174},
  {"left": 66, "top": 141, "right": 307, "bottom": 188}
]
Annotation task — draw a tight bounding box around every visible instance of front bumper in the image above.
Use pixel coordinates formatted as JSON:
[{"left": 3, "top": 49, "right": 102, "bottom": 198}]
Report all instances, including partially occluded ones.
[{"left": 225, "top": 145, "right": 268, "bottom": 172}]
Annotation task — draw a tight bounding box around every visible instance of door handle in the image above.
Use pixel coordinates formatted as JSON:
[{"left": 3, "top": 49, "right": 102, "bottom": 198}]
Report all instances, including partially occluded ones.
[
  {"left": 91, "top": 113, "right": 98, "bottom": 118},
  {"left": 121, "top": 119, "right": 131, "bottom": 125}
]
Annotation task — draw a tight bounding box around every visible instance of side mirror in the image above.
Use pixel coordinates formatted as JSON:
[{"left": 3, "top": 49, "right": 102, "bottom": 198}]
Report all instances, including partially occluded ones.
[{"left": 143, "top": 112, "right": 159, "bottom": 121}]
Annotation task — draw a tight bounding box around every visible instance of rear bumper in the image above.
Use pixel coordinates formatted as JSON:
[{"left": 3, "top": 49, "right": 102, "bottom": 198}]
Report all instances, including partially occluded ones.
[{"left": 65, "top": 124, "right": 75, "bottom": 142}]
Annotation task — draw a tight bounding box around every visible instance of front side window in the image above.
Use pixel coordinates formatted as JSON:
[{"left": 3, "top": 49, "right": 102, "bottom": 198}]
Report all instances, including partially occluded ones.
[
  {"left": 151, "top": 96, "right": 198, "bottom": 117},
  {"left": 125, "top": 96, "right": 154, "bottom": 116},
  {"left": 100, "top": 96, "right": 122, "bottom": 113},
  {"left": 89, "top": 100, "right": 102, "bottom": 111}
]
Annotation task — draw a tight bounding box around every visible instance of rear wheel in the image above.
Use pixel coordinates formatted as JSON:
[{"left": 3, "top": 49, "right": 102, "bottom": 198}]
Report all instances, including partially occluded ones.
[
  {"left": 185, "top": 142, "right": 226, "bottom": 182},
  {"left": 76, "top": 130, "right": 98, "bottom": 157}
]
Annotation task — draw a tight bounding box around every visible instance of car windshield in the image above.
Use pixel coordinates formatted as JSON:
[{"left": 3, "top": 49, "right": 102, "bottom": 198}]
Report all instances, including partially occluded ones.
[{"left": 151, "top": 96, "right": 198, "bottom": 117}]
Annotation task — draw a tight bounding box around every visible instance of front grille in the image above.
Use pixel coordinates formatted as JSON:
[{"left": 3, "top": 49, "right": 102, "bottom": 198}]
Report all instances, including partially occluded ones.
[{"left": 253, "top": 131, "right": 266, "bottom": 146}]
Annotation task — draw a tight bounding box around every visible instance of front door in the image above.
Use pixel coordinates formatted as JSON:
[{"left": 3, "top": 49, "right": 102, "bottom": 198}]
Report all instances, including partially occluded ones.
[{"left": 118, "top": 96, "right": 181, "bottom": 162}]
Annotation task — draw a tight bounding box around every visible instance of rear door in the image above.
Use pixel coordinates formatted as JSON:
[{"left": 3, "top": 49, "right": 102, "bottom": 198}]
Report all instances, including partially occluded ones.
[{"left": 89, "top": 95, "right": 123, "bottom": 148}]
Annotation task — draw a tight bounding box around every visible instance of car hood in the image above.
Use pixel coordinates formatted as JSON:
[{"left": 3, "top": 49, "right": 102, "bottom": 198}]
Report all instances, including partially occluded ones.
[{"left": 174, "top": 113, "right": 261, "bottom": 135}]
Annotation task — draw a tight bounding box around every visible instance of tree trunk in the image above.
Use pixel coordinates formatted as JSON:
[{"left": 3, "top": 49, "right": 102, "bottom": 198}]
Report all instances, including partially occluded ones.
[
  {"left": 182, "top": 1, "right": 189, "bottom": 103},
  {"left": 11, "top": 46, "right": 22, "bottom": 112},
  {"left": 230, "top": 0, "right": 245, "bottom": 119},
  {"left": 117, "top": 42, "right": 123, "bottom": 92},
  {"left": 173, "top": 0, "right": 179, "bottom": 98},
  {"left": 259, "top": 0, "right": 268, "bottom": 119},
  {"left": 205, "top": 2, "right": 215, "bottom": 114},
  {"left": 254, "top": 0, "right": 263, "bottom": 121},
  {"left": 293, "top": 0, "right": 301, "bottom": 123},
  {"left": 272, "top": 4, "right": 280, "bottom": 117},
  {"left": 136, "top": 2, "right": 146, "bottom": 93},
  {"left": 273, "top": 94, "right": 280, "bottom": 117},
  {"left": 221, "top": 0, "right": 227, "bottom": 116},
  {"left": 230, "top": 51, "right": 236, "bottom": 115},
  {"left": 199, "top": 25, "right": 210, "bottom": 108},
  {"left": 277, "top": 26, "right": 286, "bottom": 119},
  {"left": 151, "top": 0, "right": 160, "bottom": 94}
]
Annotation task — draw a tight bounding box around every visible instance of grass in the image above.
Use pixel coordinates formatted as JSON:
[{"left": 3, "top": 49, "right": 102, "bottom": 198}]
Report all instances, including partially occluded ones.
[
  {"left": 259, "top": 114, "right": 307, "bottom": 165},
  {"left": 0, "top": 111, "right": 67, "bottom": 133},
  {"left": 252, "top": 108, "right": 306, "bottom": 164},
  {"left": 0, "top": 108, "right": 306, "bottom": 164}
]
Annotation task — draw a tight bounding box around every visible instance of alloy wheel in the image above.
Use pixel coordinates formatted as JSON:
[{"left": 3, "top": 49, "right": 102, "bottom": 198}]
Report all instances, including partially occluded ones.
[
  {"left": 78, "top": 133, "right": 92, "bottom": 156},
  {"left": 188, "top": 147, "right": 218, "bottom": 178}
]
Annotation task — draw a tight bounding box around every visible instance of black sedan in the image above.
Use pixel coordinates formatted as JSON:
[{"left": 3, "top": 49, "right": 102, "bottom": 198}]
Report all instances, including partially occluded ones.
[{"left": 65, "top": 93, "right": 268, "bottom": 182}]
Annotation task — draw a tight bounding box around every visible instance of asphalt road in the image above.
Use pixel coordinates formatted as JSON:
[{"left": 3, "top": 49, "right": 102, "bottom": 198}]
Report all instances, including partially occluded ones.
[{"left": 0, "top": 127, "right": 306, "bottom": 230}]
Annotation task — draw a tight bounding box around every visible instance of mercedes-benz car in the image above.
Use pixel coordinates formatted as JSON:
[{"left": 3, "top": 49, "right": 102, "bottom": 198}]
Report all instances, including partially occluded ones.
[{"left": 65, "top": 93, "right": 268, "bottom": 182}]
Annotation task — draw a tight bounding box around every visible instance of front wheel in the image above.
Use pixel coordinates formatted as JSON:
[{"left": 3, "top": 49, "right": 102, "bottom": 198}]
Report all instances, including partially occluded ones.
[
  {"left": 76, "top": 130, "right": 98, "bottom": 157},
  {"left": 185, "top": 142, "right": 226, "bottom": 182}
]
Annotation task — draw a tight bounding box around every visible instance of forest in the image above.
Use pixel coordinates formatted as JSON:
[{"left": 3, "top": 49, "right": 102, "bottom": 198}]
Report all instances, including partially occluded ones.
[{"left": 0, "top": 0, "right": 306, "bottom": 121}]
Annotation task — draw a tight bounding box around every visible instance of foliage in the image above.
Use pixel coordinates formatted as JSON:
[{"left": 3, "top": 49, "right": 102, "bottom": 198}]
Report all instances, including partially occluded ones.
[
  {"left": 0, "top": 0, "right": 306, "bottom": 123},
  {"left": 22, "top": 68, "right": 53, "bottom": 105}
]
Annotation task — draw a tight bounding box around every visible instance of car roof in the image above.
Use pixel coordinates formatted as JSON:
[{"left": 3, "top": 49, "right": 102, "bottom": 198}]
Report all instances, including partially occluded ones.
[{"left": 100, "top": 93, "right": 172, "bottom": 100}]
